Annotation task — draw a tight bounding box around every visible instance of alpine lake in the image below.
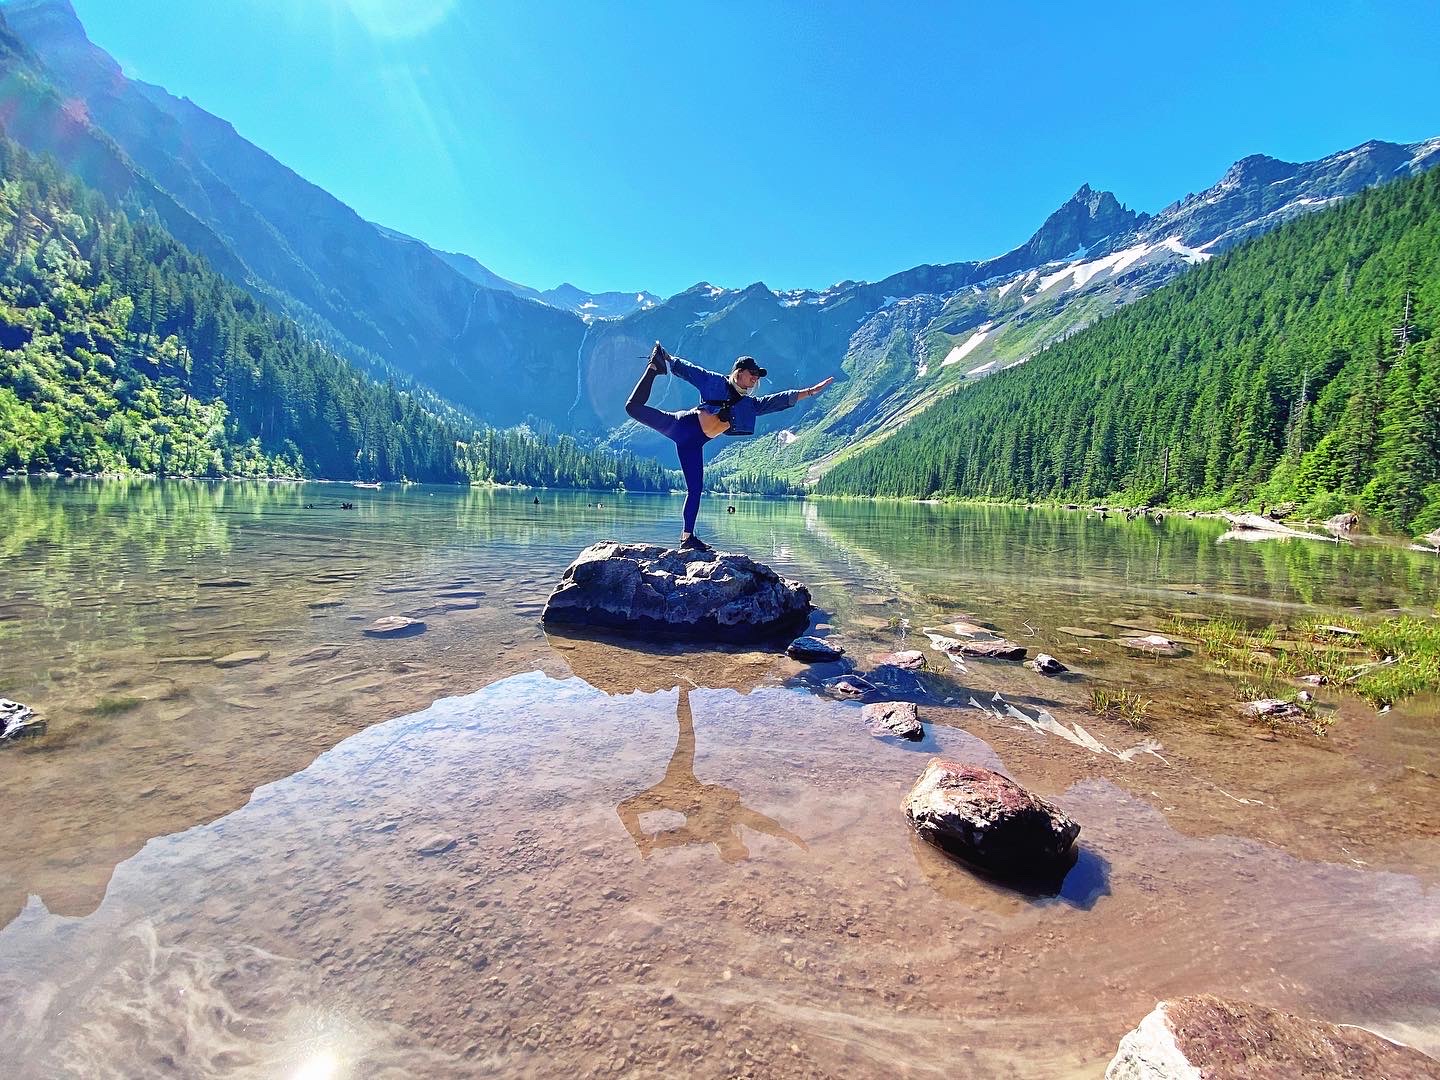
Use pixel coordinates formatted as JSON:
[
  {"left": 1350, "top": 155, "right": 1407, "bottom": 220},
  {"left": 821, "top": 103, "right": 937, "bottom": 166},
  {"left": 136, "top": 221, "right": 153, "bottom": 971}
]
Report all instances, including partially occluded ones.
[{"left": 1, "top": 478, "right": 1437, "bottom": 1079}]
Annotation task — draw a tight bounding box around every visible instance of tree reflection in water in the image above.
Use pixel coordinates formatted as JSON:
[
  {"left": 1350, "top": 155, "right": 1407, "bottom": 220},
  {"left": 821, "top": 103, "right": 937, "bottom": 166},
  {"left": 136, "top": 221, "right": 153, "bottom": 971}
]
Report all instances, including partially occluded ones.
[{"left": 616, "top": 688, "right": 807, "bottom": 862}]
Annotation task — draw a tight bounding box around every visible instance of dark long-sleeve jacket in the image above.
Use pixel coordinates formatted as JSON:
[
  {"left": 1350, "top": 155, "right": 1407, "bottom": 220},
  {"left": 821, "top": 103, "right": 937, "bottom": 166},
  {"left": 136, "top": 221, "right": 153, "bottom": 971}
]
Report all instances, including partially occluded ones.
[{"left": 668, "top": 355, "right": 801, "bottom": 437}]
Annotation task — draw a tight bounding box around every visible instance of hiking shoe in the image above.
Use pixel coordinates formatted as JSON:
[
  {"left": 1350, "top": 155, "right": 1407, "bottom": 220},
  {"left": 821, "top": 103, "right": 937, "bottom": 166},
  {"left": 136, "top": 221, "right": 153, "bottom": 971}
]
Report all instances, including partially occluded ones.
[{"left": 678, "top": 535, "right": 712, "bottom": 553}]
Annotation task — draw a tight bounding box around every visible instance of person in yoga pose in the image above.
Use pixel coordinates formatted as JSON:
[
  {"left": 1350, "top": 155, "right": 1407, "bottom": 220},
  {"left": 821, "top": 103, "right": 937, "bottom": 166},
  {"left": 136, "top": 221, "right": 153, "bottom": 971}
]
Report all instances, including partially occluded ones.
[{"left": 625, "top": 342, "right": 833, "bottom": 551}]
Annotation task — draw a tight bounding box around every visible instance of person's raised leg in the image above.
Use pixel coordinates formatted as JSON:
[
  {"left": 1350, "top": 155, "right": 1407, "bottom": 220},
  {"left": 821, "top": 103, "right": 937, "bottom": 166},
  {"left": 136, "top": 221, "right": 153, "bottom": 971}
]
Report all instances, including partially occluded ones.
[{"left": 625, "top": 345, "right": 676, "bottom": 435}]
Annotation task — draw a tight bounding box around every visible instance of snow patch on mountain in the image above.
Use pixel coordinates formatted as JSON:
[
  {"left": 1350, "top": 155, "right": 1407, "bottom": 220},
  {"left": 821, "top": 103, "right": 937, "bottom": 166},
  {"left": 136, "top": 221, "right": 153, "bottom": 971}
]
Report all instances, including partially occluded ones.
[{"left": 940, "top": 323, "right": 994, "bottom": 369}]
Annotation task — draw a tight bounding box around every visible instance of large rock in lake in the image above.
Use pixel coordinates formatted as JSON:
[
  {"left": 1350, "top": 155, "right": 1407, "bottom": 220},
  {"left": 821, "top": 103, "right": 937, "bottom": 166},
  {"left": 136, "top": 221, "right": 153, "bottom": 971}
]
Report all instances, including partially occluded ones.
[
  {"left": 903, "top": 760, "right": 1079, "bottom": 875},
  {"left": 1106, "top": 995, "right": 1440, "bottom": 1079},
  {"left": 542, "top": 541, "right": 811, "bottom": 643}
]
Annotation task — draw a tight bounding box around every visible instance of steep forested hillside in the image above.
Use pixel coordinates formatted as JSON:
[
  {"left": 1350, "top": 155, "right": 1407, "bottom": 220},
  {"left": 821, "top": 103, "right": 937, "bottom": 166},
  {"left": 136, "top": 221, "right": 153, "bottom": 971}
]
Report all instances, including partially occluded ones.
[
  {"left": 0, "top": 137, "right": 673, "bottom": 490},
  {"left": 820, "top": 166, "right": 1440, "bottom": 535}
]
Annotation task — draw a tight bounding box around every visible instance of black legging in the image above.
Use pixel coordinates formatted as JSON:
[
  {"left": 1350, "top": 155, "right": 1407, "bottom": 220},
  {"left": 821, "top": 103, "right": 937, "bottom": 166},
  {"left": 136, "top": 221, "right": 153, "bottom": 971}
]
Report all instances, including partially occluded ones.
[{"left": 626, "top": 367, "right": 710, "bottom": 534}]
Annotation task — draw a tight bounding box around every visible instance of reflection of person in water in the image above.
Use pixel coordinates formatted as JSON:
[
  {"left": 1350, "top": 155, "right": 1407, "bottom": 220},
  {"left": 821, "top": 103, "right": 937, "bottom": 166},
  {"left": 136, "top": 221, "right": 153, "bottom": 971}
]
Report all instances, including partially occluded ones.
[{"left": 616, "top": 688, "right": 807, "bottom": 863}]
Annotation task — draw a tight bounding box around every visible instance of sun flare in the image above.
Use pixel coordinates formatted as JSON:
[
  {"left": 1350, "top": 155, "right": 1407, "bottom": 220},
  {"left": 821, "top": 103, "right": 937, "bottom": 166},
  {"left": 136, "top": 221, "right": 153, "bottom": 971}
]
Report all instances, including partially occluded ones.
[{"left": 338, "top": 0, "right": 458, "bottom": 39}]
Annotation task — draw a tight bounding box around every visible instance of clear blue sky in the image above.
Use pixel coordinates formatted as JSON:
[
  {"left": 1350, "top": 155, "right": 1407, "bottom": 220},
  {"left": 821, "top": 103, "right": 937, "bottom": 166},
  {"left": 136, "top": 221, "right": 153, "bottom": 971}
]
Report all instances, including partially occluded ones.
[{"left": 68, "top": 0, "right": 1440, "bottom": 297}]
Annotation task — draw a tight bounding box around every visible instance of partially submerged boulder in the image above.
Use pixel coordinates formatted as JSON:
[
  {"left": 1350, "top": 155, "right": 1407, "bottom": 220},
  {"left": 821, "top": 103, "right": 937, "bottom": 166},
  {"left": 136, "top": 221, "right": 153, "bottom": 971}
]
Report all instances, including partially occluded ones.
[
  {"left": 1106, "top": 995, "right": 1440, "bottom": 1079},
  {"left": 863, "top": 701, "right": 922, "bottom": 741},
  {"left": 903, "top": 760, "right": 1079, "bottom": 875},
  {"left": 1, "top": 698, "right": 43, "bottom": 741},
  {"left": 1028, "top": 653, "right": 1067, "bottom": 675},
  {"left": 787, "top": 635, "right": 844, "bottom": 662},
  {"left": 542, "top": 541, "right": 811, "bottom": 643}
]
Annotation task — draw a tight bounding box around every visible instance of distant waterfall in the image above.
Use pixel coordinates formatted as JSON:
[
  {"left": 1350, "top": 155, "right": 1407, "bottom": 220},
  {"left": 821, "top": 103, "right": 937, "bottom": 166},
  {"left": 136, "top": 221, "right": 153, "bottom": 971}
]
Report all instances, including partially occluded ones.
[{"left": 567, "top": 321, "right": 592, "bottom": 420}]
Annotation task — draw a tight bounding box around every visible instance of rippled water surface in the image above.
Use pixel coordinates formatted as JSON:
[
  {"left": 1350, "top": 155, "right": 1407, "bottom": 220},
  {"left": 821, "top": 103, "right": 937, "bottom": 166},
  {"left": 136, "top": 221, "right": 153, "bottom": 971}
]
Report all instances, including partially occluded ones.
[{"left": 2, "top": 479, "right": 1438, "bottom": 1078}]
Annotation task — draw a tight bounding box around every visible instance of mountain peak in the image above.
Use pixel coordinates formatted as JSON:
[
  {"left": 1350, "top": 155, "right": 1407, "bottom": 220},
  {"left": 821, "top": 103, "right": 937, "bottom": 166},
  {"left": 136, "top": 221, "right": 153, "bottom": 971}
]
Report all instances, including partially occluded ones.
[
  {"left": 3, "top": 0, "right": 120, "bottom": 78},
  {"left": 1219, "top": 153, "right": 1294, "bottom": 188},
  {"left": 1016, "top": 183, "right": 1142, "bottom": 264}
]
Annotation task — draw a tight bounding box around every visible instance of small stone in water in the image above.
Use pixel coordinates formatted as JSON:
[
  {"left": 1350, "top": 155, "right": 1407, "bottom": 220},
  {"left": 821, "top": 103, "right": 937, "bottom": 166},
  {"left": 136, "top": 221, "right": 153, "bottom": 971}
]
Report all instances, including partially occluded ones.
[
  {"left": 364, "top": 616, "right": 426, "bottom": 637},
  {"left": 1028, "top": 653, "right": 1067, "bottom": 675},
  {"left": 823, "top": 674, "right": 876, "bottom": 699},
  {"left": 863, "top": 701, "right": 922, "bottom": 741},
  {"left": 417, "top": 834, "right": 457, "bottom": 855},
  {"left": 1242, "top": 699, "right": 1302, "bottom": 720}
]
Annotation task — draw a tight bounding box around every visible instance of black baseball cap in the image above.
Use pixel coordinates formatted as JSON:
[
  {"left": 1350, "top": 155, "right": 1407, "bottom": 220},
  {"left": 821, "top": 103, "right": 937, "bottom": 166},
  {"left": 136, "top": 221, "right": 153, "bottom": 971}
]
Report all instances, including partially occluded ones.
[{"left": 733, "top": 355, "right": 767, "bottom": 378}]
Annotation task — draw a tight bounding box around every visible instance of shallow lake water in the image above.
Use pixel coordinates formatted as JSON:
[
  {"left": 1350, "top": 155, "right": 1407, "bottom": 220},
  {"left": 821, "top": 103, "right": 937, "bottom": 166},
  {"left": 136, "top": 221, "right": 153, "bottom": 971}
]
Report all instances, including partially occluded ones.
[{"left": 2, "top": 478, "right": 1438, "bottom": 1077}]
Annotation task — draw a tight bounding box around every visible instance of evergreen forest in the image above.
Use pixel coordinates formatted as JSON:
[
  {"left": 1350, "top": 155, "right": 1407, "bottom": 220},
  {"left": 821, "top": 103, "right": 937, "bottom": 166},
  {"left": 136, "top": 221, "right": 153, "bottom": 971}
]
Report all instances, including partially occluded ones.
[
  {"left": 0, "top": 137, "right": 674, "bottom": 491},
  {"left": 819, "top": 166, "right": 1440, "bottom": 535}
]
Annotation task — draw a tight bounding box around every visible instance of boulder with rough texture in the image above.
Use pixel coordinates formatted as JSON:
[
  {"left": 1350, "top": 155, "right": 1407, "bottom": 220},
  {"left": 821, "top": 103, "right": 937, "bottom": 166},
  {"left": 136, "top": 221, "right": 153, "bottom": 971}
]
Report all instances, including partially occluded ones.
[
  {"left": 903, "top": 760, "right": 1079, "bottom": 874},
  {"left": 1423, "top": 528, "right": 1440, "bottom": 551},
  {"left": 1106, "top": 995, "right": 1440, "bottom": 1079},
  {"left": 862, "top": 701, "right": 922, "bottom": 740},
  {"left": 787, "top": 635, "right": 844, "bottom": 662},
  {"left": 542, "top": 541, "right": 811, "bottom": 643},
  {"left": 1028, "top": 653, "right": 1067, "bottom": 675}
]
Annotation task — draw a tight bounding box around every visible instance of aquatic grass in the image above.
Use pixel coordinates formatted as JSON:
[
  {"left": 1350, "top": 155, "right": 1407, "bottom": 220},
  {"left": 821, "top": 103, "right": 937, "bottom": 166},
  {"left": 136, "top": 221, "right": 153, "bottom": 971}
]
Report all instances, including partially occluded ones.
[
  {"left": 90, "top": 695, "right": 143, "bottom": 715},
  {"left": 1173, "top": 613, "right": 1440, "bottom": 712},
  {"left": 1089, "top": 686, "right": 1151, "bottom": 730},
  {"left": 1300, "top": 616, "right": 1440, "bottom": 708}
]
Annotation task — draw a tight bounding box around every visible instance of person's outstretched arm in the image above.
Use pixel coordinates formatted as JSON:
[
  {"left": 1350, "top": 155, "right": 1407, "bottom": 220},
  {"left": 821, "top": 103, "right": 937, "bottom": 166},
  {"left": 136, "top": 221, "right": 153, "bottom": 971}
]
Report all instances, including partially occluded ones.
[{"left": 755, "top": 376, "right": 835, "bottom": 415}]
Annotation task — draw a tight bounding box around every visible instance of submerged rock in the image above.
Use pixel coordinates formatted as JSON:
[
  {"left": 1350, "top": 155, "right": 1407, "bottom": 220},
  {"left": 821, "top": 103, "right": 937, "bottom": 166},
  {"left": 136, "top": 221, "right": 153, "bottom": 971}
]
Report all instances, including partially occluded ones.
[
  {"left": 363, "top": 616, "right": 427, "bottom": 638},
  {"left": 824, "top": 674, "right": 877, "bottom": 700},
  {"left": 542, "top": 541, "right": 811, "bottom": 643},
  {"left": 1121, "top": 635, "right": 1185, "bottom": 657},
  {"left": 863, "top": 701, "right": 922, "bottom": 741},
  {"left": 868, "top": 649, "right": 926, "bottom": 671},
  {"left": 787, "top": 635, "right": 845, "bottom": 662},
  {"left": 1106, "top": 995, "right": 1440, "bottom": 1079},
  {"left": 903, "top": 760, "right": 1079, "bottom": 875},
  {"left": 1028, "top": 653, "right": 1067, "bottom": 675},
  {"left": 954, "top": 638, "right": 1027, "bottom": 661},
  {"left": 416, "top": 834, "right": 457, "bottom": 856},
  {"left": 212, "top": 650, "right": 270, "bottom": 668},
  {"left": 1, "top": 698, "right": 44, "bottom": 741},
  {"left": 1242, "top": 698, "right": 1303, "bottom": 721}
]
